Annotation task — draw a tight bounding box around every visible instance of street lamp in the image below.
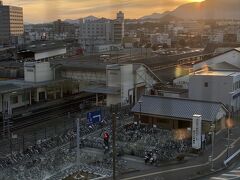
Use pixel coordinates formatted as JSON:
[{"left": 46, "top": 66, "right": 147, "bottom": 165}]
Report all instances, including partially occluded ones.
[
  {"left": 226, "top": 112, "right": 233, "bottom": 158},
  {"left": 138, "top": 100, "right": 143, "bottom": 126}
]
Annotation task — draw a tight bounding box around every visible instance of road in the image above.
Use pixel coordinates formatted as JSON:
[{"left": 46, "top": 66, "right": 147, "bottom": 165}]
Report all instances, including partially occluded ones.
[
  {"left": 118, "top": 126, "right": 240, "bottom": 180},
  {"left": 197, "top": 157, "right": 240, "bottom": 180},
  {"left": 210, "top": 166, "right": 240, "bottom": 180}
]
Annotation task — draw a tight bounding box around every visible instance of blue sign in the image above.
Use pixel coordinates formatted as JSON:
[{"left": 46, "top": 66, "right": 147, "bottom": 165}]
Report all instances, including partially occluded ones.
[{"left": 87, "top": 110, "right": 102, "bottom": 125}]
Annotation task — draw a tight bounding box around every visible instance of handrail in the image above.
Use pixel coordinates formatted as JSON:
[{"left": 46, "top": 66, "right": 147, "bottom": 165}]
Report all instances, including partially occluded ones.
[{"left": 224, "top": 149, "right": 240, "bottom": 166}]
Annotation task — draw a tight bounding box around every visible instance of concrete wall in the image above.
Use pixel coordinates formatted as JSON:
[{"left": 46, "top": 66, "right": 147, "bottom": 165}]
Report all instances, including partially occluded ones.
[
  {"left": 62, "top": 71, "right": 106, "bottom": 82},
  {"left": 106, "top": 64, "right": 135, "bottom": 105},
  {"left": 106, "top": 64, "right": 157, "bottom": 106},
  {"left": 173, "top": 75, "right": 190, "bottom": 89},
  {"left": 24, "top": 62, "right": 53, "bottom": 83},
  {"left": 106, "top": 67, "right": 121, "bottom": 87},
  {"left": 189, "top": 75, "right": 233, "bottom": 109},
  {"left": 121, "top": 64, "right": 134, "bottom": 105},
  {"left": 106, "top": 94, "right": 121, "bottom": 106},
  {"left": 34, "top": 48, "right": 66, "bottom": 60}
]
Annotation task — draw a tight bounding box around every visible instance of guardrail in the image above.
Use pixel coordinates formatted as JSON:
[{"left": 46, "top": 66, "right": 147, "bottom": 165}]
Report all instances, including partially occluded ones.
[{"left": 224, "top": 149, "right": 240, "bottom": 166}]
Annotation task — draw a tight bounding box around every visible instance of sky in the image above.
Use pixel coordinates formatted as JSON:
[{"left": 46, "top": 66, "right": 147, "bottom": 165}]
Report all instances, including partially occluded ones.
[{"left": 3, "top": 0, "right": 204, "bottom": 23}]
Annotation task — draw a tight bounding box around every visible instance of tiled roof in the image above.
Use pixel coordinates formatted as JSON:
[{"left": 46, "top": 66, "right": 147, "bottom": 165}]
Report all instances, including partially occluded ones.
[{"left": 131, "top": 95, "right": 227, "bottom": 122}]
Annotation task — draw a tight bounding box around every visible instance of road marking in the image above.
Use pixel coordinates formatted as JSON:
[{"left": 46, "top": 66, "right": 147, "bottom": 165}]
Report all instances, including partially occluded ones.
[
  {"left": 222, "top": 174, "right": 240, "bottom": 177},
  {"left": 121, "top": 162, "right": 209, "bottom": 180},
  {"left": 210, "top": 177, "right": 227, "bottom": 180},
  {"left": 230, "top": 170, "right": 240, "bottom": 173}
]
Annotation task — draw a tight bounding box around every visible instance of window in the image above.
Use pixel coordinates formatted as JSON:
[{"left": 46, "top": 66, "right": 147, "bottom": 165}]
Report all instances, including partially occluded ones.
[
  {"left": 10, "top": 95, "right": 18, "bottom": 104},
  {"left": 204, "top": 82, "right": 208, "bottom": 87}
]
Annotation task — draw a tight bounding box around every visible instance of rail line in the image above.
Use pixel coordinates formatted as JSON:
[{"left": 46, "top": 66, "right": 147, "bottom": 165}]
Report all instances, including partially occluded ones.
[{"left": 1, "top": 94, "right": 105, "bottom": 135}]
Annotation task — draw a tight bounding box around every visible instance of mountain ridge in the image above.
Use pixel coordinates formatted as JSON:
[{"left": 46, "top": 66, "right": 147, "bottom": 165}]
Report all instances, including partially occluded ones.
[{"left": 140, "top": 0, "right": 240, "bottom": 20}]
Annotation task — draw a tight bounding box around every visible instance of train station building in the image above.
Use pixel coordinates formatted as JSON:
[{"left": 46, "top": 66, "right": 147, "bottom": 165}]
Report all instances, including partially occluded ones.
[{"left": 0, "top": 60, "right": 161, "bottom": 115}]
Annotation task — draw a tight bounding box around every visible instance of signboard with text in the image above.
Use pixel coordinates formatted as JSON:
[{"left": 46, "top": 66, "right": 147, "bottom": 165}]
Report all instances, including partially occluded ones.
[
  {"left": 87, "top": 110, "right": 102, "bottom": 125},
  {"left": 192, "top": 114, "right": 202, "bottom": 150}
]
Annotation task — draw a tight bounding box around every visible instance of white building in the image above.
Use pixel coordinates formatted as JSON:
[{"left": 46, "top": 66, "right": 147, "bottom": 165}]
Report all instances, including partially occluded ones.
[
  {"left": 209, "top": 32, "right": 224, "bottom": 43},
  {"left": 0, "top": 61, "right": 64, "bottom": 114},
  {"left": 60, "top": 63, "right": 160, "bottom": 106},
  {"left": 174, "top": 48, "right": 240, "bottom": 112},
  {"left": 189, "top": 70, "right": 240, "bottom": 112},
  {"left": 78, "top": 18, "right": 113, "bottom": 48},
  {"left": 150, "top": 33, "right": 171, "bottom": 46},
  {"left": 78, "top": 11, "right": 125, "bottom": 52},
  {"left": 24, "top": 62, "right": 53, "bottom": 82}
]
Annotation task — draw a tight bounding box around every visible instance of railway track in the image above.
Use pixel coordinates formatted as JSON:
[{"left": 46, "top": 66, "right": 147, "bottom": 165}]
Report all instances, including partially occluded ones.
[{"left": 0, "top": 94, "right": 105, "bottom": 135}]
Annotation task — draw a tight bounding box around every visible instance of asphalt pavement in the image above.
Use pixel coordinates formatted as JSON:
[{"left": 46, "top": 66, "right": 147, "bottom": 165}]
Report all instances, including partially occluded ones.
[{"left": 118, "top": 125, "right": 240, "bottom": 180}]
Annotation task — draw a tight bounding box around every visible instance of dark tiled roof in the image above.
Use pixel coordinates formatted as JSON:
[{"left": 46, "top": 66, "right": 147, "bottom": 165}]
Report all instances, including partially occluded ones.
[{"left": 131, "top": 95, "right": 227, "bottom": 122}]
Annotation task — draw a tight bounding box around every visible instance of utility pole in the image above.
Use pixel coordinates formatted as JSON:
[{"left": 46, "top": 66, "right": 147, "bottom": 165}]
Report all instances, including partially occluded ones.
[
  {"left": 112, "top": 113, "right": 116, "bottom": 180},
  {"left": 22, "top": 134, "right": 25, "bottom": 152},
  {"left": 210, "top": 123, "right": 215, "bottom": 171},
  {"left": 227, "top": 127, "right": 230, "bottom": 158},
  {"left": 76, "top": 117, "right": 80, "bottom": 168},
  {"left": 138, "top": 100, "right": 143, "bottom": 127},
  {"left": 130, "top": 48, "right": 132, "bottom": 59},
  {"left": 9, "top": 136, "right": 13, "bottom": 157},
  {"left": 145, "top": 47, "right": 147, "bottom": 58}
]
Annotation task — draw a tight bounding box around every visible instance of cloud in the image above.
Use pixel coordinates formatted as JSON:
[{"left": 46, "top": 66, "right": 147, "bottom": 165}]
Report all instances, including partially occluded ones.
[{"left": 3, "top": 0, "right": 193, "bottom": 23}]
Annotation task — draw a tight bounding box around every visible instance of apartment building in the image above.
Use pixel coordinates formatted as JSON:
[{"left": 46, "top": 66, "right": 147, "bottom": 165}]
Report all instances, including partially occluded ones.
[
  {"left": 78, "top": 11, "right": 125, "bottom": 52},
  {"left": 0, "top": 1, "right": 24, "bottom": 46}
]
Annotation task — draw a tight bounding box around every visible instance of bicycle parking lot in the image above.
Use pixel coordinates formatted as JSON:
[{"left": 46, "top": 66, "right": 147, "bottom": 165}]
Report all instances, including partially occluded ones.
[{"left": 0, "top": 103, "right": 194, "bottom": 180}]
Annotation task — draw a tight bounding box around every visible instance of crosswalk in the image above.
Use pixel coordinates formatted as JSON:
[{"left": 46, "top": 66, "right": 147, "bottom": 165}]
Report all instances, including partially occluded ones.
[{"left": 210, "top": 166, "right": 240, "bottom": 180}]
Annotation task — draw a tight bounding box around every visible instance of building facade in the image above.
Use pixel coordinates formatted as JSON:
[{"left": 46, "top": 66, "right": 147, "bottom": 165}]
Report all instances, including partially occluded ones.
[
  {"left": 78, "top": 11, "right": 125, "bottom": 52},
  {"left": 112, "top": 11, "right": 125, "bottom": 44},
  {"left": 0, "top": 1, "right": 24, "bottom": 46},
  {"left": 189, "top": 71, "right": 240, "bottom": 112}
]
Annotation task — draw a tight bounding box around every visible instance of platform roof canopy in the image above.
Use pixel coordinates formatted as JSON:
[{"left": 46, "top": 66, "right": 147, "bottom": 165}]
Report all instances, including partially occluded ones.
[
  {"left": 0, "top": 84, "right": 24, "bottom": 94},
  {"left": 132, "top": 95, "right": 228, "bottom": 122},
  {"left": 0, "top": 79, "right": 66, "bottom": 95}
]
